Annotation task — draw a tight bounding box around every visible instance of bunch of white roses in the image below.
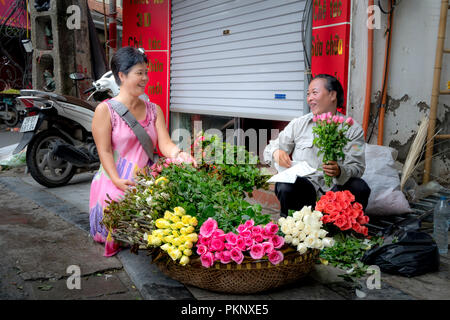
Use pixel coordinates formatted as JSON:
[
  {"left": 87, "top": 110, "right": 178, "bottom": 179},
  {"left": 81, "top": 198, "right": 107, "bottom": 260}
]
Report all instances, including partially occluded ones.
[{"left": 278, "top": 206, "right": 335, "bottom": 254}]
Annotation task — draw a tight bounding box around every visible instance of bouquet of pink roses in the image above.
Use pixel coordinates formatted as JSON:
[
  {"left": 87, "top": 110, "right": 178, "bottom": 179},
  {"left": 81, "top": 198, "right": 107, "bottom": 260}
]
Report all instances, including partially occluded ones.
[
  {"left": 312, "top": 112, "right": 354, "bottom": 187},
  {"left": 196, "top": 218, "right": 285, "bottom": 268}
]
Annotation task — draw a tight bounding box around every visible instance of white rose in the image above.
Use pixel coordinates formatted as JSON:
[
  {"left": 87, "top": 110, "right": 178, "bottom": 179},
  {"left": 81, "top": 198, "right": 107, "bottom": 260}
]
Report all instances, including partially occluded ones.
[
  {"left": 322, "top": 237, "right": 335, "bottom": 248},
  {"left": 281, "top": 224, "right": 291, "bottom": 235},
  {"left": 305, "top": 236, "right": 315, "bottom": 247},
  {"left": 293, "top": 211, "right": 301, "bottom": 220},
  {"left": 284, "top": 234, "right": 293, "bottom": 244},
  {"left": 278, "top": 217, "right": 286, "bottom": 225},
  {"left": 310, "top": 221, "right": 322, "bottom": 231},
  {"left": 292, "top": 238, "right": 300, "bottom": 246},
  {"left": 312, "top": 210, "right": 323, "bottom": 219},
  {"left": 295, "top": 220, "right": 305, "bottom": 230},
  {"left": 297, "top": 243, "right": 308, "bottom": 255},
  {"left": 303, "top": 225, "right": 312, "bottom": 235},
  {"left": 300, "top": 206, "right": 312, "bottom": 216},
  {"left": 146, "top": 195, "right": 153, "bottom": 206},
  {"left": 303, "top": 215, "right": 315, "bottom": 226},
  {"left": 309, "top": 231, "right": 319, "bottom": 239},
  {"left": 298, "top": 231, "right": 307, "bottom": 241},
  {"left": 313, "top": 239, "right": 324, "bottom": 250},
  {"left": 318, "top": 229, "right": 328, "bottom": 238},
  {"left": 291, "top": 228, "right": 300, "bottom": 237}
]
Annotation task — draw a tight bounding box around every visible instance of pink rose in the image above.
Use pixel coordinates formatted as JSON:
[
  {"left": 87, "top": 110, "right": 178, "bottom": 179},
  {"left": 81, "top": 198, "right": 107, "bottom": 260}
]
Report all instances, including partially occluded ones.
[
  {"left": 210, "top": 238, "right": 225, "bottom": 252},
  {"left": 245, "top": 237, "right": 254, "bottom": 247},
  {"left": 326, "top": 112, "right": 332, "bottom": 119},
  {"left": 165, "top": 158, "right": 172, "bottom": 164},
  {"left": 332, "top": 115, "right": 339, "bottom": 124},
  {"left": 345, "top": 117, "right": 354, "bottom": 126},
  {"left": 196, "top": 244, "right": 207, "bottom": 256},
  {"left": 151, "top": 171, "right": 158, "bottom": 178},
  {"left": 250, "top": 243, "right": 265, "bottom": 259},
  {"left": 200, "top": 218, "right": 217, "bottom": 238},
  {"left": 199, "top": 236, "right": 210, "bottom": 246},
  {"left": 262, "top": 241, "right": 274, "bottom": 254},
  {"left": 339, "top": 116, "right": 345, "bottom": 124},
  {"left": 230, "top": 248, "right": 244, "bottom": 264},
  {"left": 312, "top": 115, "right": 317, "bottom": 122},
  {"left": 251, "top": 225, "right": 263, "bottom": 234},
  {"left": 236, "top": 237, "right": 247, "bottom": 251},
  {"left": 225, "top": 232, "right": 238, "bottom": 245},
  {"left": 237, "top": 224, "right": 247, "bottom": 233},
  {"left": 244, "top": 219, "right": 255, "bottom": 229},
  {"left": 224, "top": 243, "right": 234, "bottom": 250},
  {"left": 200, "top": 252, "right": 215, "bottom": 268},
  {"left": 214, "top": 251, "right": 222, "bottom": 261},
  {"left": 220, "top": 251, "right": 232, "bottom": 264},
  {"left": 268, "top": 250, "right": 284, "bottom": 265},
  {"left": 253, "top": 234, "right": 264, "bottom": 243},
  {"left": 240, "top": 230, "right": 251, "bottom": 238},
  {"left": 264, "top": 222, "right": 279, "bottom": 236},
  {"left": 270, "top": 235, "right": 284, "bottom": 249},
  {"left": 327, "top": 118, "right": 332, "bottom": 124}
]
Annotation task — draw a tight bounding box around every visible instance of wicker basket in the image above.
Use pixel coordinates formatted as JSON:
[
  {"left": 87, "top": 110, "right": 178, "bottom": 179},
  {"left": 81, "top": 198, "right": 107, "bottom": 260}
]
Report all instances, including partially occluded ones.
[{"left": 153, "top": 248, "right": 319, "bottom": 294}]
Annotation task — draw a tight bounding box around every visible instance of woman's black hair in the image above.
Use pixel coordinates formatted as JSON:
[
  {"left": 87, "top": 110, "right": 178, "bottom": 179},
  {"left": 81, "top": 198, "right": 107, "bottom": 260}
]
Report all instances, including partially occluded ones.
[
  {"left": 312, "top": 74, "right": 344, "bottom": 108},
  {"left": 110, "top": 47, "right": 148, "bottom": 86}
]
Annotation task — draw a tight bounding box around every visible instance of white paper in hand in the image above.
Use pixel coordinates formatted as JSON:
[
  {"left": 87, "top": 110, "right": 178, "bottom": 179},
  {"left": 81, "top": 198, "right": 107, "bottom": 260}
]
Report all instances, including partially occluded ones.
[{"left": 268, "top": 161, "right": 317, "bottom": 184}]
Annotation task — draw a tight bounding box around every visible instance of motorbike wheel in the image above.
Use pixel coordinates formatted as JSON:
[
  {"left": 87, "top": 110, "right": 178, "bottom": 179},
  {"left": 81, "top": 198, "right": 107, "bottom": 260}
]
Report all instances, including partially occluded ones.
[
  {"left": 4, "top": 105, "right": 20, "bottom": 127},
  {"left": 26, "top": 130, "right": 77, "bottom": 188}
]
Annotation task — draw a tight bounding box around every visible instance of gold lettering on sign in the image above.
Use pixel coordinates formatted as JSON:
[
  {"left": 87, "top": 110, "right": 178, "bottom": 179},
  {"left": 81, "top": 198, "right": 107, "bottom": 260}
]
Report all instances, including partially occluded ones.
[
  {"left": 330, "top": 0, "right": 343, "bottom": 18},
  {"left": 148, "top": 82, "right": 162, "bottom": 95},
  {"left": 148, "top": 58, "right": 163, "bottom": 72},
  {"left": 137, "top": 12, "right": 151, "bottom": 27},
  {"left": 130, "top": 0, "right": 149, "bottom": 4},
  {"left": 148, "top": 38, "right": 161, "bottom": 50},
  {"left": 154, "top": 0, "right": 164, "bottom": 3},
  {"left": 326, "top": 34, "right": 343, "bottom": 56},
  {"left": 312, "top": 34, "right": 323, "bottom": 57},
  {"left": 313, "top": 0, "right": 327, "bottom": 21}
]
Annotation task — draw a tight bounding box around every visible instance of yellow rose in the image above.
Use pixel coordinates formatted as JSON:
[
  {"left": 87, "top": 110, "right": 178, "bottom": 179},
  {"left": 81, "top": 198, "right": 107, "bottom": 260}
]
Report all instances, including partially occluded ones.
[
  {"left": 172, "top": 230, "right": 180, "bottom": 238},
  {"left": 155, "top": 218, "right": 171, "bottom": 229},
  {"left": 163, "top": 228, "right": 172, "bottom": 236},
  {"left": 185, "top": 226, "right": 195, "bottom": 234},
  {"left": 148, "top": 236, "right": 161, "bottom": 246},
  {"left": 178, "top": 245, "right": 186, "bottom": 252},
  {"left": 185, "top": 233, "right": 198, "bottom": 243},
  {"left": 181, "top": 215, "right": 192, "bottom": 224},
  {"left": 183, "top": 249, "right": 192, "bottom": 256},
  {"left": 164, "top": 211, "right": 174, "bottom": 220},
  {"left": 179, "top": 255, "right": 190, "bottom": 266},
  {"left": 180, "top": 227, "right": 188, "bottom": 235},
  {"left": 172, "top": 237, "right": 183, "bottom": 247},
  {"left": 164, "top": 235, "right": 174, "bottom": 244},
  {"left": 184, "top": 241, "right": 193, "bottom": 249},
  {"left": 155, "top": 177, "right": 168, "bottom": 185},
  {"left": 189, "top": 217, "right": 198, "bottom": 226},
  {"left": 152, "top": 229, "right": 165, "bottom": 238},
  {"left": 170, "top": 215, "right": 181, "bottom": 223},
  {"left": 173, "top": 207, "right": 186, "bottom": 216},
  {"left": 175, "top": 221, "right": 185, "bottom": 229},
  {"left": 160, "top": 243, "right": 171, "bottom": 252}
]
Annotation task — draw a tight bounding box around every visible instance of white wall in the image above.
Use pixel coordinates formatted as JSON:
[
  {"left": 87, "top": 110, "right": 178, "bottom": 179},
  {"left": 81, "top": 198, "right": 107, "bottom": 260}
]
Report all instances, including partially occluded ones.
[{"left": 348, "top": 0, "right": 450, "bottom": 186}]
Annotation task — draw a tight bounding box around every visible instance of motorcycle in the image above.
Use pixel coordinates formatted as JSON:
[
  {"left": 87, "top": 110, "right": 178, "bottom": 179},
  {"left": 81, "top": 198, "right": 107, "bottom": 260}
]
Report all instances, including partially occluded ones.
[
  {"left": 0, "top": 91, "right": 26, "bottom": 127},
  {"left": 13, "top": 71, "right": 120, "bottom": 187}
]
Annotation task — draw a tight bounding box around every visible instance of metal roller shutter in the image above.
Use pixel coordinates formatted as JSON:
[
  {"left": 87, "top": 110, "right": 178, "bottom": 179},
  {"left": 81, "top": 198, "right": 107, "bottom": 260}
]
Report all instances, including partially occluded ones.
[{"left": 170, "top": 0, "right": 307, "bottom": 121}]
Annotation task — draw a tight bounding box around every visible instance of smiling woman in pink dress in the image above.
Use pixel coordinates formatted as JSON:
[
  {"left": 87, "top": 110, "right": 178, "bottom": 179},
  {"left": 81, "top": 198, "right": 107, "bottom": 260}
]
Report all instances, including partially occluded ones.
[{"left": 89, "top": 46, "right": 194, "bottom": 256}]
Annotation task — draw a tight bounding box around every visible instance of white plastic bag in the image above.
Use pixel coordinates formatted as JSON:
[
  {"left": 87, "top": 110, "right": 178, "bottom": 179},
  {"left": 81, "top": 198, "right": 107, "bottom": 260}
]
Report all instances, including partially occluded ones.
[
  {"left": 362, "top": 144, "right": 412, "bottom": 216},
  {"left": 0, "top": 143, "right": 26, "bottom": 167}
]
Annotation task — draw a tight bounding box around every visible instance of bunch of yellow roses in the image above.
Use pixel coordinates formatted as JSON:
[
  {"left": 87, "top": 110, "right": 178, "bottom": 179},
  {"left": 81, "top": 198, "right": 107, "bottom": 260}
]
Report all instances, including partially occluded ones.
[{"left": 145, "top": 206, "right": 198, "bottom": 266}]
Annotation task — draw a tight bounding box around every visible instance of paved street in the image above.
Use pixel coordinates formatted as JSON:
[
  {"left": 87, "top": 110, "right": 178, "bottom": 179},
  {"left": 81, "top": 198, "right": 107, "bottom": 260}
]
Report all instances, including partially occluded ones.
[{"left": 0, "top": 126, "right": 449, "bottom": 300}]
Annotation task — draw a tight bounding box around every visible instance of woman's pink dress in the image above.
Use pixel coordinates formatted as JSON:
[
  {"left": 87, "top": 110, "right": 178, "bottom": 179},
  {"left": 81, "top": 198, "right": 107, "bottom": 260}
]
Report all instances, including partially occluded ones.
[{"left": 89, "top": 98, "right": 158, "bottom": 256}]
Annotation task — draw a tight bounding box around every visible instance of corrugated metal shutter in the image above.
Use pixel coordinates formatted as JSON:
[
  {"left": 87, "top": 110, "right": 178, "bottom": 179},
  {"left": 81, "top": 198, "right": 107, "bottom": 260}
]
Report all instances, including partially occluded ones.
[{"left": 170, "top": 0, "right": 306, "bottom": 121}]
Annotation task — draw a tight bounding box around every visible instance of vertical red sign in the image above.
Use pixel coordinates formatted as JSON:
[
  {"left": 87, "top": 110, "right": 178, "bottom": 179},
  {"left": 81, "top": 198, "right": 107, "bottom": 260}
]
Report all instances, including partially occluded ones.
[
  {"left": 311, "top": 0, "right": 351, "bottom": 114},
  {"left": 122, "top": 0, "right": 171, "bottom": 128}
]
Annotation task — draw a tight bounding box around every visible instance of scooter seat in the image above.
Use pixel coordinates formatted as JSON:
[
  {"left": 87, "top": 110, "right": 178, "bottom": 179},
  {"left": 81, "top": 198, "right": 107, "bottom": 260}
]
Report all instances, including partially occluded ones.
[{"left": 61, "top": 95, "right": 98, "bottom": 112}]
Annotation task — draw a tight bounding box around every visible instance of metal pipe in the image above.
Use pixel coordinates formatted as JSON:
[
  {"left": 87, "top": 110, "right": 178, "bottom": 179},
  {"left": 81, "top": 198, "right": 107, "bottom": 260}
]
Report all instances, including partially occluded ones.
[{"left": 423, "top": 0, "right": 449, "bottom": 183}]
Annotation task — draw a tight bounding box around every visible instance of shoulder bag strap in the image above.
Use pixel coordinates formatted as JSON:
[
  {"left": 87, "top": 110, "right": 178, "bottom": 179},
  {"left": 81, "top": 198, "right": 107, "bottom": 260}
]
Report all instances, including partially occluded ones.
[{"left": 108, "top": 99, "right": 155, "bottom": 162}]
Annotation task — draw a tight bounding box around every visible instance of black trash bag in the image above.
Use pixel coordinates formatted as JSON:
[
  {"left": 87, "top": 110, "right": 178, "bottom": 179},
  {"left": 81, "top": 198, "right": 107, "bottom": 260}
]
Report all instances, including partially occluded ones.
[{"left": 362, "top": 231, "right": 440, "bottom": 277}]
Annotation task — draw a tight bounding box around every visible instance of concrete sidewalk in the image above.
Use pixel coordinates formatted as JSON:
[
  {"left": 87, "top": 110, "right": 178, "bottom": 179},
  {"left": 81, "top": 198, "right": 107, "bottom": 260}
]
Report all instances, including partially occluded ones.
[{"left": 0, "top": 168, "right": 448, "bottom": 300}]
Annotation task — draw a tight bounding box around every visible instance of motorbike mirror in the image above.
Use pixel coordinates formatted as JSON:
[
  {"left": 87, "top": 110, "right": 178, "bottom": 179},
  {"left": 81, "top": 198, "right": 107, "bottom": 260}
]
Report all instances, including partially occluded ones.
[{"left": 69, "top": 73, "right": 85, "bottom": 81}]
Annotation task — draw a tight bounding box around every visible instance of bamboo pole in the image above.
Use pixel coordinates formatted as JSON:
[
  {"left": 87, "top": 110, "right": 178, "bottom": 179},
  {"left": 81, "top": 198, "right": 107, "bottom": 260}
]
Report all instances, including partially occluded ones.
[{"left": 423, "top": 0, "right": 449, "bottom": 184}]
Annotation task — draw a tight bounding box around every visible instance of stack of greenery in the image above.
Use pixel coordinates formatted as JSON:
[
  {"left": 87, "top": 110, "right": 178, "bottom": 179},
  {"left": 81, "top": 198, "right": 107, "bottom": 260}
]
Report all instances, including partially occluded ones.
[{"left": 102, "top": 133, "right": 271, "bottom": 248}]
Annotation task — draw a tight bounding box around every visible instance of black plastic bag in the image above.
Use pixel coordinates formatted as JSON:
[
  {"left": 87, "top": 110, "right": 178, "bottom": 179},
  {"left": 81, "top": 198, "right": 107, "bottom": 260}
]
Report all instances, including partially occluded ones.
[{"left": 362, "top": 231, "right": 440, "bottom": 277}]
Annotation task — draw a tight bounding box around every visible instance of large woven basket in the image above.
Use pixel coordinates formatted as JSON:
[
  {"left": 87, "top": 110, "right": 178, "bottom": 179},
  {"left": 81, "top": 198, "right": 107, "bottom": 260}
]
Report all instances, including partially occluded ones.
[{"left": 153, "top": 248, "right": 319, "bottom": 294}]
